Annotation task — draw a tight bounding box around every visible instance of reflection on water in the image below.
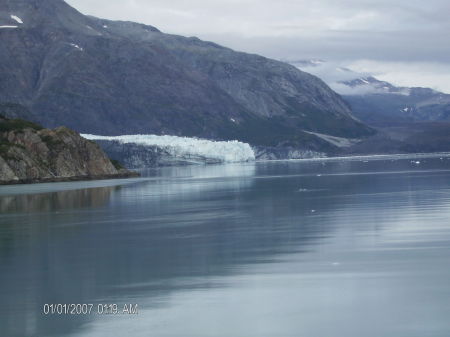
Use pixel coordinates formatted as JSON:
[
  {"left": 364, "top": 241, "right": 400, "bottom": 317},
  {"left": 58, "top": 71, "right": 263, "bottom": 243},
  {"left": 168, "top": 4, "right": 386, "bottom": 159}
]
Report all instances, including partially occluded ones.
[
  {"left": 1, "top": 156, "right": 450, "bottom": 337},
  {"left": 0, "top": 187, "right": 118, "bottom": 213}
]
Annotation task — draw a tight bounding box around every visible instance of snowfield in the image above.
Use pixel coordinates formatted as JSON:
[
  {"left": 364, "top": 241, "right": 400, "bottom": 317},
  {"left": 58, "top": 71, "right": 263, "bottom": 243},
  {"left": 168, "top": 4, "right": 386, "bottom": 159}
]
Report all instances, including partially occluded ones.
[{"left": 82, "top": 134, "right": 256, "bottom": 163}]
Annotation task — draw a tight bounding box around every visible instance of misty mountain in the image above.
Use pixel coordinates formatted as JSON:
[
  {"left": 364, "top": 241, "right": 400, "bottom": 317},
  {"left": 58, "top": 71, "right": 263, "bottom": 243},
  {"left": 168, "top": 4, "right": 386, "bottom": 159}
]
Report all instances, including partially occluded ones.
[
  {"left": 0, "top": 0, "right": 373, "bottom": 153},
  {"left": 291, "top": 60, "right": 450, "bottom": 126},
  {"left": 343, "top": 81, "right": 450, "bottom": 126}
]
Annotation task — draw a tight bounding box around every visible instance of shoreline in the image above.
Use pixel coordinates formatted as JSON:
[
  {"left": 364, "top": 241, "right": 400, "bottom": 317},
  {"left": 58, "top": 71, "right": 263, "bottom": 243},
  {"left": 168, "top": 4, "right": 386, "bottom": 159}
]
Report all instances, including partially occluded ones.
[
  {"left": 2, "top": 152, "right": 449, "bottom": 186},
  {"left": 256, "top": 151, "right": 450, "bottom": 164},
  {"left": 0, "top": 171, "right": 140, "bottom": 186}
]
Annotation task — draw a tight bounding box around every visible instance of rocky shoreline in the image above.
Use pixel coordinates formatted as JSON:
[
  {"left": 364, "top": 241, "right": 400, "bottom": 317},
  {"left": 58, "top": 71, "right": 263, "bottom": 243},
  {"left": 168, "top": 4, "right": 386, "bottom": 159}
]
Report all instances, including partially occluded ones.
[
  {"left": 0, "top": 171, "right": 140, "bottom": 186},
  {"left": 0, "top": 116, "right": 139, "bottom": 185}
]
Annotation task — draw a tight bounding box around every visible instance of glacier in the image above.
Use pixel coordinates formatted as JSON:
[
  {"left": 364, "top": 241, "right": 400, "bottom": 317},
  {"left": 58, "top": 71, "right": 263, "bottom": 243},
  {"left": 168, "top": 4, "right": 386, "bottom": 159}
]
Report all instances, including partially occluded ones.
[{"left": 82, "top": 134, "right": 256, "bottom": 163}]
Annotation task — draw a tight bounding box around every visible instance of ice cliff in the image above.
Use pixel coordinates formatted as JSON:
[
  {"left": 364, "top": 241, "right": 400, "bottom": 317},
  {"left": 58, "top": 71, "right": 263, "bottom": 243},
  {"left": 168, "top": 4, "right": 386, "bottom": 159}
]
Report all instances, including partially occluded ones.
[{"left": 82, "top": 134, "right": 256, "bottom": 165}]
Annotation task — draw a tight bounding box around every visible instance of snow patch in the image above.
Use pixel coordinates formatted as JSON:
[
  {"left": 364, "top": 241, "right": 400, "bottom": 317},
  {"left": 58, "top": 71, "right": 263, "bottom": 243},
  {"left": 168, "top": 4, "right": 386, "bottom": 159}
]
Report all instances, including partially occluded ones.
[
  {"left": 0, "top": 25, "right": 18, "bottom": 29},
  {"left": 10, "top": 15, "right": 23, "bottom": 24},
  {"left": 86, "top": 25, "right": 102, "bottom": 35},
  {"left": 303, "top": 131, "right": 360, "bottom": 148},
  {"left": 103, "top": 25, "right": 108, "bottom": 28},
  {"left": 82, "top": 134, "right": 256, "bottom": 163}
]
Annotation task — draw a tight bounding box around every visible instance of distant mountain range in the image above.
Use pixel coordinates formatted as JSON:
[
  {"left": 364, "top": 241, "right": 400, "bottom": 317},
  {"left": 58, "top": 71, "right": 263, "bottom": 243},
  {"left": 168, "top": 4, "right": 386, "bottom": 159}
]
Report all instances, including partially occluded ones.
[
  {"left": 289, "top": 60, "right": 450, "bottom": 154},
  {"left": 0, "top": 0, "right": 374, "bottom": 155},
  {"left": 290, "top": 60, "right": 450, "bottom": 126}
]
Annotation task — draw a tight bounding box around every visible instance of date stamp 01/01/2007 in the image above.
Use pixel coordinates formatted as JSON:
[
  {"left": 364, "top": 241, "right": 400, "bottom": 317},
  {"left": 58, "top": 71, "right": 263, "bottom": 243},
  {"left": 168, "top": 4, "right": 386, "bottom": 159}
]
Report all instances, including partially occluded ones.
[{"left": 43, "top": 303, "right": 139, "bottom": 316}]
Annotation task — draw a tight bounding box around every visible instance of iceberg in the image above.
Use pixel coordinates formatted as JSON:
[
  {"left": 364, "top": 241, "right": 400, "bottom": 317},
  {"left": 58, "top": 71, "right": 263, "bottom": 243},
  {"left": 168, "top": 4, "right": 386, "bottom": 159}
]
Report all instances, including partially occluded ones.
[{"left": 82, "top": 134, "right": 255, "bottom": 163}]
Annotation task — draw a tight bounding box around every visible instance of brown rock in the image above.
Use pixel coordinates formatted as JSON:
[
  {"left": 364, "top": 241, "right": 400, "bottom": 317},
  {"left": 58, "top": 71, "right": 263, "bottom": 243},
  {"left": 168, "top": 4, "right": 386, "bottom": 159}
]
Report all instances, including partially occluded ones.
[{"left": 0, "top": 117, "right": 139, "bottom": 184}]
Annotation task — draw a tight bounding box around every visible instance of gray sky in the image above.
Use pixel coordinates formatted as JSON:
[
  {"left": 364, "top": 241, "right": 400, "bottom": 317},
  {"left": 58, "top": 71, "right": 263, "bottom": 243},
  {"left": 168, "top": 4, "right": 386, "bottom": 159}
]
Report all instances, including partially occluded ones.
[{"left": 67, "top": 0, "right": 450, "bottom": 93}]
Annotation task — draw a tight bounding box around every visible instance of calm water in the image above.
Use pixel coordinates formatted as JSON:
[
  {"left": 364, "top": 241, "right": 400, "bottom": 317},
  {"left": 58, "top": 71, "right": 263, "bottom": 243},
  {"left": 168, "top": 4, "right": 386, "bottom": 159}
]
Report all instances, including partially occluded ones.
[{"left": 1, "top": 155, "right": 450, "bottom": 337}]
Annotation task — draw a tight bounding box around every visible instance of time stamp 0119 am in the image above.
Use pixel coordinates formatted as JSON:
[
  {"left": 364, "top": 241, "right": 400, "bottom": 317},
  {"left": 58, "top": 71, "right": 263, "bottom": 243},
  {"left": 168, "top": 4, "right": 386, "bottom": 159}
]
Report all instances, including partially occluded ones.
[{"left": 43, "top": 303, "right": 139, "bottom": 316}]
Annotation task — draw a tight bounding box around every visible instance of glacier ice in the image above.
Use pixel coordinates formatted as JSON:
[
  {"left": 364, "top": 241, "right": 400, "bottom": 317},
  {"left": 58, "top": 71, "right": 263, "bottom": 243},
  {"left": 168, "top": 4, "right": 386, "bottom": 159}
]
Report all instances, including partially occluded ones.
[{"left": 82, "top": 134, "right": 256, "bottom": 163}]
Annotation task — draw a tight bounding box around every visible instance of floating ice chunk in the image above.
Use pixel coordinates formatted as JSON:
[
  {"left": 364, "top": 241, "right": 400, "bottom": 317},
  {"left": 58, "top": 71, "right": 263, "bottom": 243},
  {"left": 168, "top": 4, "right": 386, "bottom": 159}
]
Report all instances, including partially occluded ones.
[
  {"left": 69, "top": 43, "right": 84, "bottom": 51},
  {"left": 10, "top": 15, "right": 23, "bottom": 24},
  {"left": 230, "top": 118, "right": 236, "bottom": 123},
  {"left": 82, "top": 134, "right": 256, "bottom": 163},
  {"left": 332, "top": 262, "right": 340, "bottom": 266},
  {"left": 0, "top": 25, "right": 18, "bottom": 29},
  {"left": 311, "top": 210, "right": 316, "bottom": 213},
  {"left": 103, "top": 25, "right": 108, "bottom": 28}
]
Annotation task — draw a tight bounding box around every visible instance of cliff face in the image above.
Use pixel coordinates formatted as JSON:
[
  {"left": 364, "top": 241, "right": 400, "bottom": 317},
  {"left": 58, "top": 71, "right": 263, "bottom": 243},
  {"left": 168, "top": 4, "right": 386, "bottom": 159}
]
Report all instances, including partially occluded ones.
[{"left": 0, "top": 116, "right": 137, "bottom": 184}]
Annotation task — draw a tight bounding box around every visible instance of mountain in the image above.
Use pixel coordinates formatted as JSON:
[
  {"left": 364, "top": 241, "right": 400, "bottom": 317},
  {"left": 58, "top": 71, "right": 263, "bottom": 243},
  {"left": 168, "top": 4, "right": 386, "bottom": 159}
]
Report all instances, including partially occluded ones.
[
  {"left": 343, "top": 83, "right": 450, "bottom": 126},
  {"left": 290, "top": 60, "right": 450, "bottom": 126},
  {"left": 290, "top": 60, "right": 450, "bottom": 154},
  {"left": 0, "top": 110, "right": 138, "bottom": 184},
  {"left": 0, "top": 0, "right": 373, "bottom": 153}
]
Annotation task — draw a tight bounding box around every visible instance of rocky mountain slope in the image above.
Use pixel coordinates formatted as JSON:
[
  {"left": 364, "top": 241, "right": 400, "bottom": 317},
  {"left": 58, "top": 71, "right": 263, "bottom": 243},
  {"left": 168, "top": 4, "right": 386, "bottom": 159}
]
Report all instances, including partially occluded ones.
[
  {"left": 0, "top": 113, "right": 137, "bottom": 184},
  {"left": 0, "top": 0, "right": 373, "bottom": 152},
  {"left": 343, "top": 84, "right": 450, "bottom": 126}
]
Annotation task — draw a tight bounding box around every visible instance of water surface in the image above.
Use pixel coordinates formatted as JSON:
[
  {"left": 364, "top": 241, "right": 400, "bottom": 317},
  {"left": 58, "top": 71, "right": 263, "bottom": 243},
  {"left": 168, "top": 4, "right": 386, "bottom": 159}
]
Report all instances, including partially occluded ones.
[{"left": 1, "top": 155, "right": 450, "bottom": 337}]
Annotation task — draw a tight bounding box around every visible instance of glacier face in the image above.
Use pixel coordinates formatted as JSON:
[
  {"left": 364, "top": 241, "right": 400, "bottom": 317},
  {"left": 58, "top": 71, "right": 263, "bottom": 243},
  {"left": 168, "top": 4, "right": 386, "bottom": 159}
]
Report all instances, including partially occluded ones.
[{"left": 82, "top": 134, "right": 256, "bottom": 163}]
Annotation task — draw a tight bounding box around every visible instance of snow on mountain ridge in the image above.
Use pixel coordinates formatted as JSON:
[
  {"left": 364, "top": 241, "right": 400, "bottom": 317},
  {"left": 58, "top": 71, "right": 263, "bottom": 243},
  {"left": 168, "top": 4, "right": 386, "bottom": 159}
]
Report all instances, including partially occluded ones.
[
  {"left": 82, "top": 134, "right": 256, "bottom": 163},
  {"left": 10, "top": 15, "right": 23, "bottom": 24},
  {"left": 289, "top": 60, "right": 413, "bottom": 96}
]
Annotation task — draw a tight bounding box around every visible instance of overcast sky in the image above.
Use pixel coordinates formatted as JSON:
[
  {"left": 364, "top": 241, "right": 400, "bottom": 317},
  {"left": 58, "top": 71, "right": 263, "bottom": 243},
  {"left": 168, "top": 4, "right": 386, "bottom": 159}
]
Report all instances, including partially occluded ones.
[{"left": 67, "top": 0, "right": 450, "bottom": 93}]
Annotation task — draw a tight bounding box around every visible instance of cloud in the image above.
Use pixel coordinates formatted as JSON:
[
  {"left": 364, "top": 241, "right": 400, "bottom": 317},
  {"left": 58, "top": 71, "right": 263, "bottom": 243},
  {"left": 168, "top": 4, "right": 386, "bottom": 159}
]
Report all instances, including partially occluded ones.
[
  {"left": 291, "top": 62, "right": 389, "bottom": 95},
  {"left": 328, "top": 83, "right": 382, "bottom": 96},
  {"left": 292, "top": 60, "right": 450, "bottom": 95},
  {"left": 348, "top": 60, "right": 450, "bottom": 94}
]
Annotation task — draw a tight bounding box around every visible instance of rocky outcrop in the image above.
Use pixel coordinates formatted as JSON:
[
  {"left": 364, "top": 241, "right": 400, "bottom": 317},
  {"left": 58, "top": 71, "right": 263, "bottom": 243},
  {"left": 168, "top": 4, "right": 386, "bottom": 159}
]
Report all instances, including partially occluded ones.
[{"left": 0, "top": 116, "right": 138, "bottom": 184}]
